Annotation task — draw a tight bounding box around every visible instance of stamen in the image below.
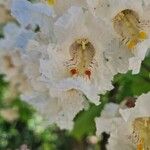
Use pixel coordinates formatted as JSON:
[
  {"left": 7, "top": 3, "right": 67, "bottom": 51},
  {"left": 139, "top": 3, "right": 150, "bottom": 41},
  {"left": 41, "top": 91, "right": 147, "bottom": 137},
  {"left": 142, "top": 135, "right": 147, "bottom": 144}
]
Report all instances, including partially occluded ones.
[
  {"left": 113, "top": 9, "right": 148, "bottom": 49},
  {"left": 137, "top": 140, "right": 144, "bottom": 150},
  {"left": 138, "top": 31, "right": 148, "bottom": 40},
  {"left": 127, "top": 39, "right": 138, "bottom": 49}
]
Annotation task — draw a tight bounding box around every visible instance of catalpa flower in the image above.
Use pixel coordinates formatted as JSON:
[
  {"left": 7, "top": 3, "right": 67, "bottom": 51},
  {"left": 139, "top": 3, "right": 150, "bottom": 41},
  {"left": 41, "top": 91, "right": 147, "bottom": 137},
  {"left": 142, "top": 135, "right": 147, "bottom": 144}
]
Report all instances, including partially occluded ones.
[
  {"left": 119, "top": 92, "right": 150, "bottom": 150},
  {"left": 96, "top": 102, "right": 135, "bottom": 150},
  {"left": 11, "top": 0, "right": 55, "bottom": 41},
  {"left": 12, "top": 1, "right": 114, "bottom": 104},
  {"left": 22, "top": 91, "right": 85, "bottom": 130},
  {"left": 87, "top": 0, "right": 150, "bottom": 74},
  {"left": 40, "top": 6, "right": 114, "bottom": 105},
  {"left": 11, "top": 0, "right": 86, "bottom": 129},
  {"left": 0, "top": 23, "right": 34, "bottom": 94},
  {"left": 20, "top": 39, "right": 86, "bottom": 130},
  {"left": 12, "top": 0, "right": 88, "bottom": 41},
  {"left": 96, "top": 92, "right": 150, "bottom": 150}
]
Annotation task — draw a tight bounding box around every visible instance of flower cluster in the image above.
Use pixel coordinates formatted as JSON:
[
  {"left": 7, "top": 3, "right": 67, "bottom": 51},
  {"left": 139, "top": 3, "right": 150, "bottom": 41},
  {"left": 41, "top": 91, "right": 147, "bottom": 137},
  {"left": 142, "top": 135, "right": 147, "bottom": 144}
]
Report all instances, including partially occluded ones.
[{"left": 0, "top": 0, "right": 149, "bottom": 146}]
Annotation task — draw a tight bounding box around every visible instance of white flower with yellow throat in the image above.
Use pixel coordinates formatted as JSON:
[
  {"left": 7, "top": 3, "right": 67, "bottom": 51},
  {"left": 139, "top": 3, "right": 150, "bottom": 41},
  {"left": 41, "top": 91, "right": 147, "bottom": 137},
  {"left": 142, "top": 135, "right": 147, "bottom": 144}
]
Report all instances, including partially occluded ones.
[
  {"left": 87, "top": 0, "right": 150, "bottom": 74},
  {"left": 11, "top": 0, "right": 89, "bottom": 129},
  {"left": 39, "top": 6, "right": 115, "bottom": 105},
  {"left": 96, "top": 93, "right": 150, "bottom": 150}
]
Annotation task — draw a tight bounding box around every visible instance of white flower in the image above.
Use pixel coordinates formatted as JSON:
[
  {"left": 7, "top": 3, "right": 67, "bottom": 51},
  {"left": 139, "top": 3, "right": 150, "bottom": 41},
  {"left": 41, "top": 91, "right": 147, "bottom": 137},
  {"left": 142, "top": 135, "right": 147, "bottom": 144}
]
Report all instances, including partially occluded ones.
[
  {"left": 96, "top": 103, "right": 120, "bottom": 136},
  {"left": 0, "top": 27, "right": 85, "bottom": 130},
  {"left": 10, "top": 0, "right": 116, "bottom": 128},
  {"left": 11, "top": 0, "right": 55, "bottom": 41},
  {"left": 0, "top": 23, "right": 34, "bottom": 51},
  {"left": 21, "top": 39, "right": 48, "bottom": 94},
  {"left": 22, "top": 33, "right": 87, "bottom": 130},
  {"left": 120, "top": 92, "right": 150, "bottom": 125},
  {"left": 18, "top": 35, "right": 86, "bottom": 130},
  {"left": 96, "top": 103, "right": 135, "bottom": 150},
  {"left": 87, "top": 0, "right": 150, "bottom": 74},
  {"left": 11, "top": 1, "right": 115, "bottom": 104},
  {"left": 22, "top": 90, "right": 85, "bottom": 130},
  {"left": 96, "top": 93, "right": 150, "bottom": 150},
  {"left": 0, "top": 23, "right": 34, "bottom": 94},
  {"left": 119, "top": 92, "right": 150, "bottom": 150},
  {"left": 11, "top": 1, "right": 87, "bottom": 129},
  {"left": 40, "top": 6, "right": 114, "bottom": 105}
]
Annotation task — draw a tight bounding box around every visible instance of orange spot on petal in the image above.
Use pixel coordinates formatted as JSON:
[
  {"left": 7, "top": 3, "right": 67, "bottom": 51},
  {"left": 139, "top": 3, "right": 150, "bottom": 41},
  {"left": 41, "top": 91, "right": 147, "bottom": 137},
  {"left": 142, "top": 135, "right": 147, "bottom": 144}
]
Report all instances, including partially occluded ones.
[
  {"left": 127, "top": 39, "right": 137, "bottom": 49},
  {"left": 85, "top": 70, "right": 91, "bottom": 79},
  {"left": 137, "top": 143, "right": 143, "bottom": 150},
  {"left": 70, "top": 68, "right": 78, "bottom": 76},
  {"left": 139, "top": 31, "right": 148, "bottom": 40}
]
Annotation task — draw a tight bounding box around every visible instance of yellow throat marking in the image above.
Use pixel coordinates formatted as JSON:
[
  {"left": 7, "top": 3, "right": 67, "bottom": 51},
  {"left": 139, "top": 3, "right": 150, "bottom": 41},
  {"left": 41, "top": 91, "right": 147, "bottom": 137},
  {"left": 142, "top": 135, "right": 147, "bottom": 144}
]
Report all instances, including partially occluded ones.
[
  {"left": 47, "top": 0, "right": 56, "bottom": 5},
  {"left": 132, "top": 117, "right": 150, "bottom": 150},
  {"left": 113, "top": 9, "right": 148, "bottom": 49},
  {"left": 68, "top": 38, "right": 95, "bottom": 77}
]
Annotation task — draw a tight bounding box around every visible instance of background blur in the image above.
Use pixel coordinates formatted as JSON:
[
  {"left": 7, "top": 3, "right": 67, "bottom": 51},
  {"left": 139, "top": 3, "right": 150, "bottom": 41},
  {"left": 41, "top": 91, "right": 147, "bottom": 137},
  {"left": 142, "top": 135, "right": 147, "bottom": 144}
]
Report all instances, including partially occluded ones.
[{"left": 0, "top": 0, "right": 150, "bottom": 149}]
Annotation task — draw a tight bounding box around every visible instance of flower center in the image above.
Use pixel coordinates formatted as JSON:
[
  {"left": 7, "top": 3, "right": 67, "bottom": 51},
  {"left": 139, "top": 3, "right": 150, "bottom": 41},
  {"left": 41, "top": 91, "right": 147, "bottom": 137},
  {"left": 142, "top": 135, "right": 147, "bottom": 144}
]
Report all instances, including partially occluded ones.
[
  {"left": 132, "top": 117, "right": 150, "bottom": 150},
  {"left": 68, "top": 38, "right": 95, "bottom": 79},
  {"left": 113, "top": 9, "right": 147, "bottom": 49}
]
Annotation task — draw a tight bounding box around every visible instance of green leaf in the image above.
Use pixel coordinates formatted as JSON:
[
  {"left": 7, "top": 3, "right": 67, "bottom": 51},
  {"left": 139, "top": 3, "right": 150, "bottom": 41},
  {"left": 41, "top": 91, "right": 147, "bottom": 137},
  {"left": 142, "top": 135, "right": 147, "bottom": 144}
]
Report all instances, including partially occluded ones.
[{"left": 71, "top": 95, "right": 108, "bottom": 140}]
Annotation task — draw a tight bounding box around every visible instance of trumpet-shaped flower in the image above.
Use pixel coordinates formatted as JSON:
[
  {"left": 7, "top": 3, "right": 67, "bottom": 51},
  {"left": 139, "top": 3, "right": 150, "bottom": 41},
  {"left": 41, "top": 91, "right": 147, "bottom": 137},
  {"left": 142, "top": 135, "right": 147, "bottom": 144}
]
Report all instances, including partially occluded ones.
[
  {"left": 11, "top": 0, "right": 88, "bottom": 129},
  {"left": 96, "top": 92, "right": 150, "bottom": 150},
  {"left": 21, "top": 39, "right": 86, "bottom": 130},
  {"left": 40, "top": 6, "right": 114, "bottom": 105},
  {"left": 87, "top": 0, "right": 150, "bottom": 74},
  {"left": 0, "top": 23, "right": 34, "bottom": 94}
]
